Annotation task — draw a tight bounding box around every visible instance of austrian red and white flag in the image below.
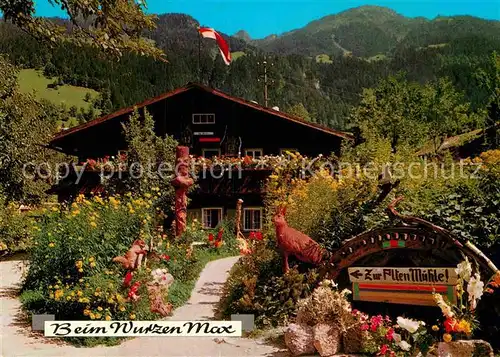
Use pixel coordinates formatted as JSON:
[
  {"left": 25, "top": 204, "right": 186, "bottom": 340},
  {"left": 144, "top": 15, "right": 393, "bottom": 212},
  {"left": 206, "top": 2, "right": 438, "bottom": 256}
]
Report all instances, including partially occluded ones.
[{"left": 198, "top": 27, "right": 232, "bottom": 65}]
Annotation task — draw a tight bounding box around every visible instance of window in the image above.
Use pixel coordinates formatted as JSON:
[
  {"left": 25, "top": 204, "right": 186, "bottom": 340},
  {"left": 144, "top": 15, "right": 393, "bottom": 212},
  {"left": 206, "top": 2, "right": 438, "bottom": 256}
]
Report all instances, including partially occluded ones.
[
  {"left": 202, "top": 208, "right": 223, "bottom": 229},
  {"left": 245, "top": 148, "right": 263, "bottom": 158},
  {"left": 202, "top": 148, "right": 221, "bottom": 158},
  {"left": 243, "top": 207, "right": 263, "bottom": 231},
  {"left": 192, "top": 113, "right": 215, "bottom": 124}
]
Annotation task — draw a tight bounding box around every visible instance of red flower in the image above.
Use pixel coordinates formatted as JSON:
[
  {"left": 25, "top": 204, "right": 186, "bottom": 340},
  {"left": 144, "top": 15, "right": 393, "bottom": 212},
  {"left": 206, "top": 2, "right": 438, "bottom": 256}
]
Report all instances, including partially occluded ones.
[
  {"left": 208, "top": 233, "right": 214, "bottom": 242},
  {"left": 378, "top": 344, "right": 390, "bottom": 356},
  {"left": 255, "top": 231, "right": 263, "bottom": 240},
  {"left": 217, "top": 228, "right": 224, "bottom": 241},
  {"left": 87, "top": 159, "right": 97, "bottom": 169},
  {"left": 128, "top": 281, "right": 141, "bottom": 301},
  {"left": 249, "top": 231, "right": 256, "bottom": 239},
  {"left": 370, "top": 315, "right": 383, "bottom": 331},
  {"left": 161, "top": 254, "right": 170, "bottom": 261},
  {"left": 123, "top": 271, "right": 133, "bottom": 287},
  {"left": 444, "top": 318, "right": 458, "bottom": 333},
  {"left": 243, "top": 156, "right": 253, "bottom": 165},
  {"left": 385, "top": 327, "right": 395, "bottom": 341},
  {"left": 360, "top": 323, "right": 369, "bottom": 331}
]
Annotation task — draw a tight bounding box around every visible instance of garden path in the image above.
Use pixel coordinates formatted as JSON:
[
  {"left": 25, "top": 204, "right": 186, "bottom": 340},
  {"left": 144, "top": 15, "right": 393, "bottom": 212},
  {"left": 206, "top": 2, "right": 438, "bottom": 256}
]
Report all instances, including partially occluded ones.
[{"left": 0, "top": 256, "right": 287, "bottom": 357}]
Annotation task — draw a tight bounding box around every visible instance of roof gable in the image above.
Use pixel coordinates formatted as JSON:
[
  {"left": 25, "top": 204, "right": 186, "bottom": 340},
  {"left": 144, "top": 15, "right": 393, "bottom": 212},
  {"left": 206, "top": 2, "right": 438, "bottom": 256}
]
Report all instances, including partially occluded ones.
[{"left": 51, "top": 83, "right": 354, "bottom": 143}]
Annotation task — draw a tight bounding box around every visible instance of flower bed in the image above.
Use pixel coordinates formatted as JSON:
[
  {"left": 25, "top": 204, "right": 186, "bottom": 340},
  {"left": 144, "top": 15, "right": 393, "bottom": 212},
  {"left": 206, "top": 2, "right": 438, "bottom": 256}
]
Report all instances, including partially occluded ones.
[{"left": 20, "top": 193, "right": 239, "bottom": 346}]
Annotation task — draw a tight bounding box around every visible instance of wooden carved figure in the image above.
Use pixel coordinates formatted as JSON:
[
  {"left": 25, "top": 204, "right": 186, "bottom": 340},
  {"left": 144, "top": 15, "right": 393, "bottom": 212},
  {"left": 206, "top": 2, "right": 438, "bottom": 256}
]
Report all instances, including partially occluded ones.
[
  {"left": 273, "top": 206, "right": 327, "bottom": 273},
  {"left": 112, "top": 239, "right": 148, "bottom": 270},
  {"left": 147, "top": 283, "right": 173, "bottom": 317},
  {"left": 170, "top": 146, "right": 194, "bottom": 237}
]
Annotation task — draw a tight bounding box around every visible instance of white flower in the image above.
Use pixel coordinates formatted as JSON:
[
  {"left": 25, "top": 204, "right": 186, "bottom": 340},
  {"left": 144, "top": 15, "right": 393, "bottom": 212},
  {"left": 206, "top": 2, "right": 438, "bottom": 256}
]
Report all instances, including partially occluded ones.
[
  {"left": 434, "top": 293, "right": 455, "bottom": 318},
  {"left": 397, "top": 340, "right": 412, "bottom": 351},
  {"left": 397, "top": 317, "right": 422, "bottom": 333},
  {"left": 340, "top": 289, "right": 351, "bottom": 296},
  {"left": 467, "top": 273, "right": 484, "bottom": 310},
  {"left": 456, "top": 257, "right": 472, "bottom": 282}
]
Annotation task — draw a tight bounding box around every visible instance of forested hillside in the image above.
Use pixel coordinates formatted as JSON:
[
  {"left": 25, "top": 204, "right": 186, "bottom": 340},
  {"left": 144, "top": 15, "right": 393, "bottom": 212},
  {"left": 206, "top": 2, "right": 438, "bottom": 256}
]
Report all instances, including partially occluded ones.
[{"left": 0, "top": 6, "right": 498, "bottom": 131}]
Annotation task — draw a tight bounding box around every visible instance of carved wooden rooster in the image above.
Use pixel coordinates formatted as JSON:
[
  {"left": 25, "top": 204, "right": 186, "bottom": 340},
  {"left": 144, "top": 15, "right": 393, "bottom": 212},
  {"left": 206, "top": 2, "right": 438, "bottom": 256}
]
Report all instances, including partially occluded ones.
[{"left": 273, "top": 206, "right": 327, "bottom": 273}]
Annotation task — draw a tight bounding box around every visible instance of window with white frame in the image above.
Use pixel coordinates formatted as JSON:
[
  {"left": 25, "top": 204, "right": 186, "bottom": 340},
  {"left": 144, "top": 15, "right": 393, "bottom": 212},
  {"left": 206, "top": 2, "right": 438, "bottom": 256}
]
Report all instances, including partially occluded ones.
[
  {"left": 202, "top": 148, "right": 221, "bottom": 158},
  {"left": 192, "top": 113, "right": 215, "bottom": 124},
  {"left": 245, "top": 148, "right": 263, "bottom": 158},
  {"left": 243, "top": 207, "right": 263, "bottom": 231},
  {"left": 201, "top": 208, "right": 223, "bottom": 229}
]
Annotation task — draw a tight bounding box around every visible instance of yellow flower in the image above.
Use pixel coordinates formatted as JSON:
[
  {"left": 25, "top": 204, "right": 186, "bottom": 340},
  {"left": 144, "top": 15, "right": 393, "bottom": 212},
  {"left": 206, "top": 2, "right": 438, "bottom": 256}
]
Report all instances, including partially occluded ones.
[
  {"left": 75, "top": 260, "right": 83, "bottom": 269},
  {"left": 456, "top": 320, "right": 472, "bottom": 335},
  {"left": 90, "top": 221, "right": 97, "bottom": 228},
  {"left": 119, "top": 306, "right": 126, "bottom": 312},
  {"left": 49, "top": 293, "right": 54, "bottom": 299},
  {"left": 54, "top": 289, "right": 64, "bottom": 300},
  {"left": 88, "top": 257, "right": 95, "bottom": 262},
  {"left": 79, "top": 279, "right": 83, "bottom": 283},
  {"left": 77, "top": 290, "right": 83, "bottom": 297},
  {"left": 97, "top": 306, "right": 103, "bottom": 311},
  {"left": 48, "top": 242, "right": 55, "bottom": 248},
  {"left": 66, "top": 296, "right": 71, "bottom": 301},
  {"left": 90, "top": 262, "right": 96, "bottom": 268},
  {"left": 432, "top": 325, "right": 439, "bottom": 332},
  {"left": 105, "top": 315, "right": 112, "bottom": 321},
  {"left": 95, "top": 313, "right": 102, "bottom": 319},
  {"left": 89, "top": 313, "right": 95, "bottom": 320},
  {"left": 145, "top": 193, "right": 152, "bottom": 198},
  {"left": 94, "top": 292, "right": 101, "bottom": 297},
  {"left": 129, "top": 313, "right": 136, "bottom": 320},
  {"left": 83, "top": 309, "right": 90, "bottom": 316},
  {"left": 82, "top": 298, "right": 90, "bottom": 303},
  {"left": 78, "top": 268, "right": 84, "bottom": 273},
  {"left": 443, "top": 333, "right": 453, "bottom": 343}
]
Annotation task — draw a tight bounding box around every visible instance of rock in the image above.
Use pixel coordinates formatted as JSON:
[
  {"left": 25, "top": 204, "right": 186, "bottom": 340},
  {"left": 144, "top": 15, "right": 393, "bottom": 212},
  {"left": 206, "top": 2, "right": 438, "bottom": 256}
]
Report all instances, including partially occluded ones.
[
  {"left": 313, "top": 323, "right": 341, "bottom": 356},
  {"left": 437, "top": 340, "right": 494, "bottom": 357},
  {"left": 343, "top": 325, "right": 364, "bottom": 354},
  {"left": 284, "top": 323, "right": 316, "bottom": 356}
]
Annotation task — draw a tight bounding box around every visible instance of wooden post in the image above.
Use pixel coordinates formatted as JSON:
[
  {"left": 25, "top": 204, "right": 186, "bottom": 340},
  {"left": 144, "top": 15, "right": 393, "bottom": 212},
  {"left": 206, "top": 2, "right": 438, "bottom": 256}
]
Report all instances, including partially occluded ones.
[
  {"left": 170, "top": 146, "right": 194, "bottom": 237},
  {"left": 236, "top": 198, "right": 244, "bottom": 239}
]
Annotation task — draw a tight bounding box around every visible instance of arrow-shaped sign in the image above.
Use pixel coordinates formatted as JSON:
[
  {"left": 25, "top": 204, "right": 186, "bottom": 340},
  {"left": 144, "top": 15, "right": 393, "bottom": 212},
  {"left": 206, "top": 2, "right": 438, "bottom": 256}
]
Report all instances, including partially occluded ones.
[{"left": 350, "top": 270, "right": 363, "bottom": 279}]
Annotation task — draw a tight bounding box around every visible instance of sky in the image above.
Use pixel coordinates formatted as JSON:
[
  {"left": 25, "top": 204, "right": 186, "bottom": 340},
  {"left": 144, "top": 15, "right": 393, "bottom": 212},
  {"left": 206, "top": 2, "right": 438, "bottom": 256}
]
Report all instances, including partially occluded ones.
[{"left": 34, "top": 0, "right": 500, "bottom": 39}]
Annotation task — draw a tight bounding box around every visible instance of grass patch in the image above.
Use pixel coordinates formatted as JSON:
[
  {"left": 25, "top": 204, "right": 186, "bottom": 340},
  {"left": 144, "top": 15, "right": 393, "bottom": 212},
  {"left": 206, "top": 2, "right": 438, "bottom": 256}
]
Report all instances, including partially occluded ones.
[
  {"left": 316, "top": 54, "right": 333, "bottom": 64},
  {"left": 17, "top": 69, "right": 99, "bottom": 112},
  {"left": 231, "top": 51, "right": 246, "bottom": 61}
]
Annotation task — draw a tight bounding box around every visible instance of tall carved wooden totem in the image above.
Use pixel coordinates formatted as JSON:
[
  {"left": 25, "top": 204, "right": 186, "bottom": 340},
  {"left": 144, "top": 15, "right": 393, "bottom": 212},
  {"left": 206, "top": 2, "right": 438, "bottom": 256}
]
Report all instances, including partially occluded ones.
[{"left": 170, "top": 146, "right": 193, "bottom": 237}]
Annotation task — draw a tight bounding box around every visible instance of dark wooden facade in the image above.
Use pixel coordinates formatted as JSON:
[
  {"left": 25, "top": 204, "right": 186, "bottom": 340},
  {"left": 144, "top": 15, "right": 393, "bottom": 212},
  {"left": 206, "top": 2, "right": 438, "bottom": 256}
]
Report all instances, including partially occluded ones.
[{"left": 49, "top": 83, "right": 353, "bottom": 230}]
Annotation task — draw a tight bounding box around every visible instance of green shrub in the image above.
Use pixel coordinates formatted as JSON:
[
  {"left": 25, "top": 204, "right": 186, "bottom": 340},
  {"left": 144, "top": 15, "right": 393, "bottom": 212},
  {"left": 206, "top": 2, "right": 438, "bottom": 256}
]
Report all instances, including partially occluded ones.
[
  {"left": 217, "top": 238, "right": 320, "bottom": 328},
  {"left": 0, "top": 197, "right": 35, "bottom": 254},
  {"left": 22, "top": 194, "right": 157, "bottom": 322}
]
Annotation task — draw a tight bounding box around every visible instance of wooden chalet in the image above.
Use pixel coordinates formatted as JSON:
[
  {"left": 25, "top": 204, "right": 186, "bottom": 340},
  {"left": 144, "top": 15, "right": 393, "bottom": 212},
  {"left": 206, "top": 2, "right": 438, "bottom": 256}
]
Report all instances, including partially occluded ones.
[{"left": 48, "top": 82, "right": 353, "bottom": 231}]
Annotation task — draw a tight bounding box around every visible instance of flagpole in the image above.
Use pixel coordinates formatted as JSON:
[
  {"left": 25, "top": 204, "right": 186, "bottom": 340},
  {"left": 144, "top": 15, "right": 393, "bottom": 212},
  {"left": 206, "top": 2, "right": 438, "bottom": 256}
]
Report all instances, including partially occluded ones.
[{"left": 198, "top": 28, "right": 201, "bottom": 83}]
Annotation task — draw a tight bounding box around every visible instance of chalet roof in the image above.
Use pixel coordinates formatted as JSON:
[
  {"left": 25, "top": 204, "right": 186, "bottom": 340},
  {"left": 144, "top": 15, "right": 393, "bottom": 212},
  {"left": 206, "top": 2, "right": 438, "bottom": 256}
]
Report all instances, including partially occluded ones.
[{"left": 51, "top": 82, "right": 354, "bottom": 143}]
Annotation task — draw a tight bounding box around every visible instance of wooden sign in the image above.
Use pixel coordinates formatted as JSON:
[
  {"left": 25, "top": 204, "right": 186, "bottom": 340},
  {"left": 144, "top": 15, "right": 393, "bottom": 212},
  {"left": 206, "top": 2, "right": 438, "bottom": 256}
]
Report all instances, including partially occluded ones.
[
  {"left": 348, "top": 267, "right": 457, "bottom": 285},
  {"left": 349, "top": 267, "right": 457, "bottom": 306},
  {"left": 194, "top": 132, "right": 214, "bottom": 136}
]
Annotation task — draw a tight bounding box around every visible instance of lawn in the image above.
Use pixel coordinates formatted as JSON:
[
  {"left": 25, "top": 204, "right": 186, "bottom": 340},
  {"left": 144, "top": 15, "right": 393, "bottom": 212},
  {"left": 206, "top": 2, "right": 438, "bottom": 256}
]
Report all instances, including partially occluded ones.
[
  {"left": 231, "top": 51, "right": 246, "bottom": 61},
  {"left": 17, "top": 69, "right": 99, "bottom": 111}
]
